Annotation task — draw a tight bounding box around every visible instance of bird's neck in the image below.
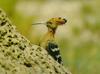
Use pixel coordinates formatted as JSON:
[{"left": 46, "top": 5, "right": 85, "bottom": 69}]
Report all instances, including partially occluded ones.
[
  {"left": 40, "top": 28, "right": 56, "bottom": 48},
  {"left": 48, "top": 28, "right": 56, "bottom": 36}
]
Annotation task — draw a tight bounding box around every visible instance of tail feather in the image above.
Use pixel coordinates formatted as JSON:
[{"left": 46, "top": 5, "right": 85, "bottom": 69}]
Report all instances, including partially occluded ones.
[{"left": 46, "top": 41, "right": 63, "bottom": 64}]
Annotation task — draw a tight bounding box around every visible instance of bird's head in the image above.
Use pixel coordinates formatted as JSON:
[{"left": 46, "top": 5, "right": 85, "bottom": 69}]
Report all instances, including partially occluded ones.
[
  {"left": 32, "top": 17, "right": 67, "bottom": 32},
  {"left": 46, "top": 17, "right": 67, "bottom": 31}
]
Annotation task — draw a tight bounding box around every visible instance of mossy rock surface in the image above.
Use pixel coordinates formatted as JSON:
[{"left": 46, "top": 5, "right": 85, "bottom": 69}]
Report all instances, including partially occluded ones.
[{"left": 0, "top": 8, "right": 71, "bottom": 74}]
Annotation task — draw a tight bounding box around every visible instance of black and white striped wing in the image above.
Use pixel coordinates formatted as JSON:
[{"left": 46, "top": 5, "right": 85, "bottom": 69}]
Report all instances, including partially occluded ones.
[{"left": 46, "top": 41, "right": 63, "bottom": 64}]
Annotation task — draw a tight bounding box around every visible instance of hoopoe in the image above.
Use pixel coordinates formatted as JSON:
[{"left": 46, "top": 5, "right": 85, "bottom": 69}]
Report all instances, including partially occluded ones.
[{"left": 32, "top": 17, "right": 67, "bottom": 64}]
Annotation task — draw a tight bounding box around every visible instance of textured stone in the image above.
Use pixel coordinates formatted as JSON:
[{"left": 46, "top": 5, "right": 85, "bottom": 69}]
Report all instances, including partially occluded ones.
[{"left": 0, "top": 8, "right": 71, "bottom": 74}]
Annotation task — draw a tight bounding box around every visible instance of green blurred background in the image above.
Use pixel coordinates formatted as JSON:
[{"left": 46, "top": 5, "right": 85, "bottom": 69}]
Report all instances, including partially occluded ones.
[{"left": 0, "top": 0, "right": 100, "bottom": 74}]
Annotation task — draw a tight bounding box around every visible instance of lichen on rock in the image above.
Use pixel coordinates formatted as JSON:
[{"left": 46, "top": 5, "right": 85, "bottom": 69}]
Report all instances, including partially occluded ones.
[{"left": 0, "top": 8, "right": 71, "bottom": 74}]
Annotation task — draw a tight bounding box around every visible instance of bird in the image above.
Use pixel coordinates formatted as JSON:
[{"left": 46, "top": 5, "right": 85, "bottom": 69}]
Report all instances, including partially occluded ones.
[{"left": 32, "top": 17, "right": 67, "bottom": 65}]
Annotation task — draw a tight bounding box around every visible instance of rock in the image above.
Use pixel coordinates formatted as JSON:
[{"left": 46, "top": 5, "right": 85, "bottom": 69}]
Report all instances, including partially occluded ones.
[{"left": 0, "top": 8, "right": 71, "bottom": 74}]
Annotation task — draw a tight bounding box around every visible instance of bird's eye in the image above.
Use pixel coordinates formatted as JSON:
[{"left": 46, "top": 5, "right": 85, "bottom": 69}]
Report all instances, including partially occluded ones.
[
  {"left": 58, "top": 17, "right": 61, "bottom": 19},
  {"left": 47, "top": 21, "right": 52, "bottom": 24}
]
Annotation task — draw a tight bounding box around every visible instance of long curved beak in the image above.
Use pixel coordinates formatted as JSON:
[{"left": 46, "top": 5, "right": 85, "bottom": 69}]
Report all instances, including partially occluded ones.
[{"left": 32, "top": 23, "right": 46, "bottom": 25}]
